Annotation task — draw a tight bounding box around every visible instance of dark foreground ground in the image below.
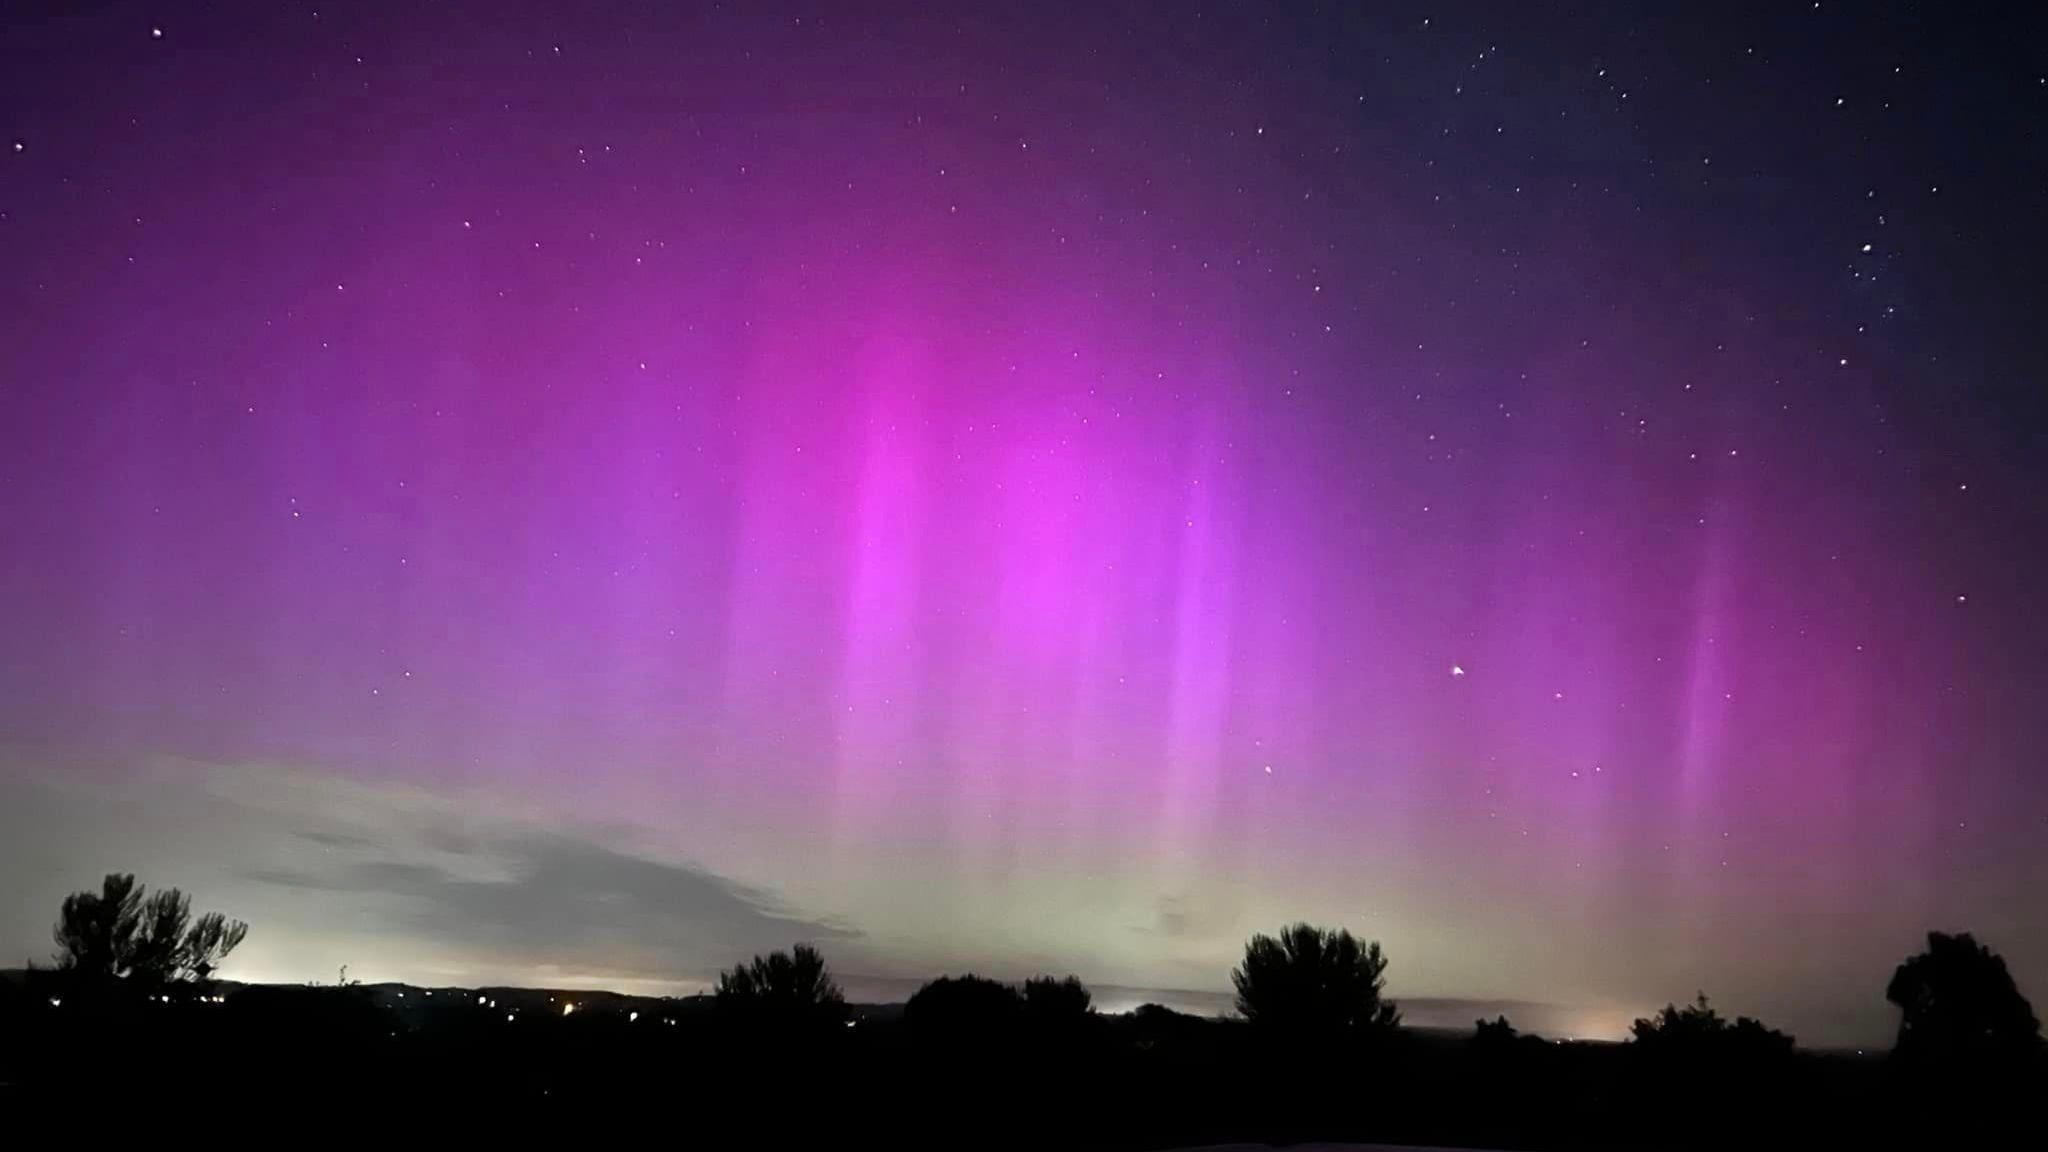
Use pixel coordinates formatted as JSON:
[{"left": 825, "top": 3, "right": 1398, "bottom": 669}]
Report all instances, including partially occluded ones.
[{"left": 2, "top": 980, "right": 2040, "bottom": 1148}]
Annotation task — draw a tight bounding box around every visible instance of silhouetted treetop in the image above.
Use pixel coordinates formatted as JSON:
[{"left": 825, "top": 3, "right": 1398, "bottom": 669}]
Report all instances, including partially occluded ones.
[
  {"left": 52, "top": 873, "right": 247, "bottom": 992},
  {"left": 52, "top": 872, "right": 142, "bottom": 982},
  {"left": 905, "top": 973, "right": 1024, "bottom": 1035},
  {"left": 1129, "top": 1002, "right": 1196, "bottom": 1026},
  {"left": 1630, "top": 993, "right": 1793, "bottom": 1057},
  {"left": 1023, "top": 974, "right": 1093, "bottom": 1022},
  {"left": 1474, "top": 1014, "right": 1519, "bottom": 1042},
  {"left": 1231, "top": 923, "right": 1399, "bottom": 1032},
  {"left": 713, "top": 943, "right": 847, "bottom": 1027},
  {"left": 1886, "top": 931, "right": 2041, "bottom": 1063}
]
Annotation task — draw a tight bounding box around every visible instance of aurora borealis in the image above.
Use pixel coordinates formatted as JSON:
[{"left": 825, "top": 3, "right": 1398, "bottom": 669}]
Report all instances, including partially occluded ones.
[{"left": 3, "top": 2, "right": 2044, "bottom": 1046}]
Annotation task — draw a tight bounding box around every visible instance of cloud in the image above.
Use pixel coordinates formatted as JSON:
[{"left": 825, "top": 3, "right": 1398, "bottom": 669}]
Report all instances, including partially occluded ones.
[
  {"left": 292, "top": 829, "right": 379, "bottom": 850},
  {"left": 248, "top": 830, "right": 856, "bottom": 979},
  {"left": 1147, "top": 894, "right": 1195, "bottom": 938}
]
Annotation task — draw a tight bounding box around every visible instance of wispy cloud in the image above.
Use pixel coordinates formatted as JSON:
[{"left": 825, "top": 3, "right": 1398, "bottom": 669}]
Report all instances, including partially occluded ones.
[{"left": 292, "top": 829, "right": 380, "bottom": 851}]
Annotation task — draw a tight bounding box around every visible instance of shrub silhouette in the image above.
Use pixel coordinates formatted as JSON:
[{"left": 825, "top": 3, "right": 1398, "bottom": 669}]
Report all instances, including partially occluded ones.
[
  {"left": 713, "top": 943, "right": 847, "bottom": 1028},
  {"left": 51, "top": 872, "right": 247, "bottom": 994},
  {"left": 1231, "top": 922, "right": 1399, "bottom": 1032},
  {"left": 1886, "top": 931, "right": 2041, "bottom": 1064}
]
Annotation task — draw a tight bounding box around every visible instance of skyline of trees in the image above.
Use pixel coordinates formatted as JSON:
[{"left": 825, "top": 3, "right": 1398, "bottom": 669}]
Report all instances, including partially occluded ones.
[
  {"left": 33, "top": 876, "right": 2044, "bottom": 1060},
  {"left": 19, "top": 879, "right": 2044, "bottom": 1147}
]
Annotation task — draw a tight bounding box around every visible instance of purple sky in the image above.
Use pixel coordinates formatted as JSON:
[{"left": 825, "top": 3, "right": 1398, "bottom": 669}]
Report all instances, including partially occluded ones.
[{"left": 3, "top": 2, "right": 2045, "bottom": 1046}]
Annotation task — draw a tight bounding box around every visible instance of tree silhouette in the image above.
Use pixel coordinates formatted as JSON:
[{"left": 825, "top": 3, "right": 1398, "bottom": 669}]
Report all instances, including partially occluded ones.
[
  {"left": 713, "top": 943, "right": 847, "bottom": 1028},
  {"left": 1474, "top": 1014, "right": 1520, "bottom": 1045},
  {"left": 904, "top": 974, "right": 1024, "bottom": 1037},
  {"left": 51, "top": 872, "right": 142, "bottom": 985},
  {"left": 1128, "top": 1001, "right": 1203, "bottom": 1034},
  {"left": 1231, "top": 923, "right": 1399, "bottom": 1032},
  {"left": 52, "top": 872, "right": 247, "bottom": 993},
  {"left": 1022, "top": 974, "right": 1093, "bottom": 1023},
  {"left": 1886, "top": 931, "right": 2041, "bottom": 1064},
  {"left": 1630, "top": 993, "right": 1793, "bottom": 1057}
]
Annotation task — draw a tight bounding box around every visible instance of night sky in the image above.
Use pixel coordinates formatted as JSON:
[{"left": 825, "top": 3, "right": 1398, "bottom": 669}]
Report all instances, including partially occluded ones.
[{"left": 3, "top": 1, "right": 2044, "bottom": 1046}]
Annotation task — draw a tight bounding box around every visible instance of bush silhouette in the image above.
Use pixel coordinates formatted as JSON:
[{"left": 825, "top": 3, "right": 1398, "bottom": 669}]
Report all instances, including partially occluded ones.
[
  {"left": 713, "top": 943, "right": 847, "bottom": 1029},
  {"left": 1886, "top": 931, "right": 2041, "bottom": 1064},
  {"left": 51, "top": 872, "right": 247, "bottom": 994},
  {"left": 1231, "top": 923, "right": 1399, "bottom": 1032}
]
